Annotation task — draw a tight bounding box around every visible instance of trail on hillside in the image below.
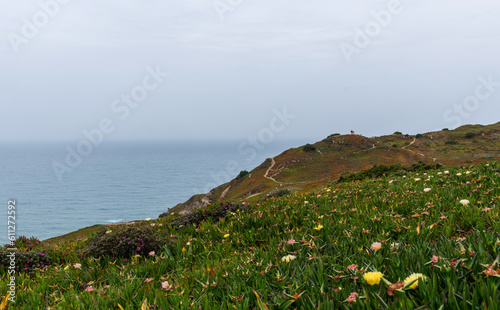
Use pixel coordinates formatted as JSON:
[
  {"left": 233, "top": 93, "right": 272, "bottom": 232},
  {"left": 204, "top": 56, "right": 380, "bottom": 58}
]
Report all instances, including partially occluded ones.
[
  {"left": 402, "top": 137, "right": 443, "bottom": 165},
  {"left": 263, "top": 156, "right": 329, "bottom": 185},
  {"left": 264, "top": 157, "right": 278, "bottom": 183}
]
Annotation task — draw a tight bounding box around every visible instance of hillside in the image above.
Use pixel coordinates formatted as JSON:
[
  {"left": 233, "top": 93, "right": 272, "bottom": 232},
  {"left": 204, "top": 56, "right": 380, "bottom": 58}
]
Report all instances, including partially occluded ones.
[
  {"left": 2, "top": 160, "right": 499, "bottom": 308},
  {"left": 163, "top": 122, "right": 500, "bottom": 216}
]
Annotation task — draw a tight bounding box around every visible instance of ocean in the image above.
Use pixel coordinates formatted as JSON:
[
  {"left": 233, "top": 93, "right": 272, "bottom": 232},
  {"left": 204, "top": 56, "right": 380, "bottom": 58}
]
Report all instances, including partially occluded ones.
[{"left": 0, "top": 140, "right": 305, "bottom": 244}]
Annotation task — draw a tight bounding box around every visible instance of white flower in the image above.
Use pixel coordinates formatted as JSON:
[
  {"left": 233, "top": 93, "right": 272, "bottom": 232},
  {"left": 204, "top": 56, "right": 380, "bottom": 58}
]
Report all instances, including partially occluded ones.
[
  {"left": 415, "top": 178, "right": 421, "bottom": 181},
  {"left": 460, "top": 199, "right": 470, "bottom": 206},
  {"left": 444, "top": 171, "right": 449, "bottom": 174},
  {"left": 424, "top": 188, "right": 431, "bottom": 192},
  {"left": 281, "top": 255, "right": 297, "bottom": 263}
]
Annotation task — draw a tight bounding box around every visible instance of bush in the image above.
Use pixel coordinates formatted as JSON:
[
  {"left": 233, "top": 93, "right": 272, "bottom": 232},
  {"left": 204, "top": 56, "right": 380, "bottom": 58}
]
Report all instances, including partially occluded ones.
[
  {"left": 9, "top": 236, "right": 41, "bottom": 251},
  {"left": 236, "top": 170, "right": 249, "bottom": 180},
  {"left": 336, "top": 161, "right": 442, "bottom": 183},
  {"left": 169, "top": 203, "right": 251, "bottom": 230},
  {"left": 0, "top": 250, "right": 52, "bottom": 273},
  {"left": 84, "top": 226, "right": 170, "bottom": 259},
  {"left": 442, "top": 128, "right": 449, "bottom": 131},
  {"left": 445, "top": 140, "right": 458, "bottom": 145},
  {"left": 327, "top": 133, "right": 341, "bottom": 138},
  {"left": 265, "top": 189, "right": 291, "bottom": 200},
  {"left": 416, "top": 134, "right": 423, "bottom": 139},
  {"left": 303, "top": 144, "right": 316, "bottom": 152},
  {"left": 465, "top": 132, "right": 476, "bottom": 139},
  {"left": 393, "top": 131, "right": 402, "bottom": 135}
]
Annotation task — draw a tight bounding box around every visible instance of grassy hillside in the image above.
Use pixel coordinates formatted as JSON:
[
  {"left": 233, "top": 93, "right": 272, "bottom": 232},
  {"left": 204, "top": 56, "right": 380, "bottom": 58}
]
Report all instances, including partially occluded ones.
[
  {"left": 1, "top": 161, "right": 499, "bottom": 309},
  {"left": 166, "top": 122, "right": 500, "bottom": 215}
]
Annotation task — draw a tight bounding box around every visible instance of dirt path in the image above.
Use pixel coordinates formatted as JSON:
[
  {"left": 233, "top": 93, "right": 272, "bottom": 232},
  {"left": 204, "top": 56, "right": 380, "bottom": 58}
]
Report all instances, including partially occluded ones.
[
  {"left": 264, "top": 157, "right": 279, "bottom": 183},
  {"left": 402, "top": 137, "right": 443, "bottom": 165}
]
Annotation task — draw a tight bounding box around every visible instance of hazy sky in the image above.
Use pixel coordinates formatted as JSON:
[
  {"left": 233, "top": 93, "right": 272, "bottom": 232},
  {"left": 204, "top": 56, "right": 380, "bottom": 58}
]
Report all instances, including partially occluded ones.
[{"left": 1, "top": 0, "right": 499, "bottom": 143}]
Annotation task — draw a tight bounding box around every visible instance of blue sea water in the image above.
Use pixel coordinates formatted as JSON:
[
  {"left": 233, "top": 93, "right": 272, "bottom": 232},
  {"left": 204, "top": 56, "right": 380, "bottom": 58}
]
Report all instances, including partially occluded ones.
[{"left": 0, "top": 140, "right": 305, "bottom": 244}]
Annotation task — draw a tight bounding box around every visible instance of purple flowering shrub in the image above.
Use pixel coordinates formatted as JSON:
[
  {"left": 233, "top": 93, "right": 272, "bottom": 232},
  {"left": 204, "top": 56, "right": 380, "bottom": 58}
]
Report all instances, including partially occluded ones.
[
  {"left": 84, "top": 225, "right": 170, "bottom": 259},
  {"left": 0, "top": 250, "right": 52, "bottom": 273}
]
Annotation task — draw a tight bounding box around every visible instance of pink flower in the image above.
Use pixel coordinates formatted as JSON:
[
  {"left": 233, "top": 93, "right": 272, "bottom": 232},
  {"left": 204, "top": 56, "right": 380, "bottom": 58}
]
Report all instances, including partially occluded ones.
[
  {"left": 371, "top": 242, "right": 382, "bottom": 251},
  {"left": 431, "top": 255, "right": 439, "bottom": 264},
  {"left": 346, "top": 292, "right": 358, "bottom": 303},
  {"left": 347, "top": 264, "right": 358, "bottom": 271},
  {"left": 162, "top": 281, "right": 174, "bottom": 291},
  {"left": 85, "top": 286, "right": 93, "bottom": 292},
  {"left": 286, "top": 239, "right": 296, "bottom": 245},
  {"left": 74, "top": 263, "right": 82, "bottom": 269},
  {"left": 149, "top": 251, "right": 155, "bottom": 256}
]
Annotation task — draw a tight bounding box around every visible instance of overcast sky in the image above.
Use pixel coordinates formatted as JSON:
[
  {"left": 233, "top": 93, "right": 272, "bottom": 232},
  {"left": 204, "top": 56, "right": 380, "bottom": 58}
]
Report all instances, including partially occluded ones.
[{"left": 1, "top": 0, "right": 499, "bottom": 143}]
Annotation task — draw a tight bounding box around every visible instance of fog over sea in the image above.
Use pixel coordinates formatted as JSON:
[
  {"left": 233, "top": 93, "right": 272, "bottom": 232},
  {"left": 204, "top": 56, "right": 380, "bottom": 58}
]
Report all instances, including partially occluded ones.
[{"left": 0, "top": 140, "right": 305, "bottom": 244}]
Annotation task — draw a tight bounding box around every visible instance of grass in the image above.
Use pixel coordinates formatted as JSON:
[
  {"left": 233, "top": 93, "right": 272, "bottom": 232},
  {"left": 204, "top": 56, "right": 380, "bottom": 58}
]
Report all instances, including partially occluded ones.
[{"left": 1, "top": 161, "right": 499, "bottom": 309}]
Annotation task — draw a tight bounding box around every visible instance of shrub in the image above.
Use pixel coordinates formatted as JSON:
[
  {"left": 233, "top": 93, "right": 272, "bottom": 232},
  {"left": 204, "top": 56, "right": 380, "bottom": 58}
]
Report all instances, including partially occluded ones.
[
  {"left": 9, "top": 236, "right": 41, "bottom": 251},
  {"left": 442, "top": 128, "right": 449, "bottom": 131},
  {"left": 169, "top": 203, "right": 251, "bottom": 230},
  {"left": 265, "top": 189, "right": 291, "bottom": 200},
  {"left": 465, "top": 132, "right": 475, "bottom": 139},
  {"left": 327, "top": 133, "right": 341, "bottom": 138},
  {"left": 392, "top": 144, "right": 398, "bottom": 147},
  {"left": 393, "top": 131, "right": 402, "bottom": 135},
  {"left": 445, "top": 140, "right": 458, "bottom": 145},
  {"left": 415, "top": 134, "right": 423, "bottom": 139},
  {"left": 0, "top": 250, "right": 52, "bottom": 273},
  {"left": 303, "top": 144, "right": 316, "bottom": 152},
  {"left": 84, "top": 226, "right": 170, "bottom": 259},
  {"left": 236, "top": 170, "right": 249, "bottom": 180},
  {"left": 337, "top": 161, "right": 442, "bottom": 183}
]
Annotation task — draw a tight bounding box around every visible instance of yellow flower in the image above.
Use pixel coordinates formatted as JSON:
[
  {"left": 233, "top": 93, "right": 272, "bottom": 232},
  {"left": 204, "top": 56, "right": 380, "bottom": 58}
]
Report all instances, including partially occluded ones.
[
  {"left": 181, "top": 247, "right": 186, "bottom": 253},
  {"left": 1, "top": 294, "right": 10, "bottom": 310},
  {"left": 404, "top": 273, "right": 427, "bottom": 289},
  {"left": 314, "top": 224, "right": 323, "bottom": 231},
  {"left": 224, "top": 234, "right": 230, "bottom": 238},
  {"left": 145, "top": 218, "right": 151, "bottom": 221},
  {"left": 363, "top": 271, "right": 383, "bottom": 285}
]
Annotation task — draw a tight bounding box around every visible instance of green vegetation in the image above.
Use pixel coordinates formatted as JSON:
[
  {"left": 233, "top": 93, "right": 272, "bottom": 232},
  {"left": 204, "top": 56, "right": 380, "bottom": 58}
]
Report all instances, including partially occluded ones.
[
  {"left": 236, "top": 170, "right": 249, "bottom": 180},
  {"left": 1, "top": 162, "right": 499, "bottom": 309},
  {"left": 303, "top": 144, "right": 317, "bottom": 152},
  {"left": 415, "top": 134, "right": 423, "bottom": 139},
  {"left": 446, "top": 140, "right": 459, "bottom": 145},
  {"left": 336, "top": 161, "right": 442, "bottom": 183},
  {"left": 465, "top": 132, "right": 476, "bottom": 139},
  {"left": 393, "top": 131, "right": 402, "bottom": 135},
  {"left": 263, "top": 188, "right": 291, "bottom": 200},
  {"left": 328, "top": 133, "right": 341, "bottom": 138}
]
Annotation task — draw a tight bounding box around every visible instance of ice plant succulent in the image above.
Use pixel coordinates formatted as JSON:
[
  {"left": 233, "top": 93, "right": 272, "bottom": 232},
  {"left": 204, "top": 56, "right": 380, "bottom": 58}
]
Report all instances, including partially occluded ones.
[
  {"left": 460, "top": 199, "right": 470, "bottom": 206},
  {"left": 346, "top": 292, "right": 358, "bottom": 303},
  {"left": 404, "top": 273, "right": 428, "bottom": 289},
  {"left": 363, "top": 271, "right": 383, "bottom": 285},
  {"left": 281, "top": 255, "right": 296, "bottom": 263},
  {"left": 313, "top": 224, "right": 323, "bottom": 231},
  {"left": 371, "top": 242, "right": 382, "bottom": 251}
]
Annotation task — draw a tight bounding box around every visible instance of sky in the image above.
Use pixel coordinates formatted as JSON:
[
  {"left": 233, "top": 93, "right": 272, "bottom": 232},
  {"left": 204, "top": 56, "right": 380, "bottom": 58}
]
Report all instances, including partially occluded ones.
[{"left": 1, "top": 0, "right": 500, "bottom": 143}]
